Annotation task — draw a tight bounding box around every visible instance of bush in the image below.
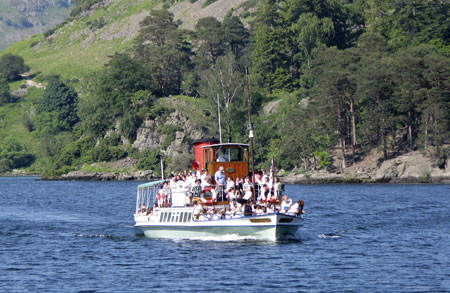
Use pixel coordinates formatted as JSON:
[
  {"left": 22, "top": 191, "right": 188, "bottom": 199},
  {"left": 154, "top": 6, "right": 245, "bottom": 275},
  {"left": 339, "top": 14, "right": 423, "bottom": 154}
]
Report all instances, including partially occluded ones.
[
  {"left": 0, "top": 54, "right": 29, "bottom": 81},
  {"left": 87, "top": 145, "right": 126, "bottom": 162},
  {"left": 136, "top": 148, "right": 160, "bottom": 173},
  {"left": 0, "top": 138, "right": 35, "bottom": 171}
]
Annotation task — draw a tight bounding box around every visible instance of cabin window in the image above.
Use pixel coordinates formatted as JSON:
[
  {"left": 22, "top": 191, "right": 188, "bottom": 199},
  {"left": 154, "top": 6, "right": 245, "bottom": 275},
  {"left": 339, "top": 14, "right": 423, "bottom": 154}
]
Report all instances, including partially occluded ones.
[
  {"left": 167, "top": 212, "right": 172, "bottom": 223},
  {"left": 183, "top": 212, "right": 188, "bottom": 222},
  {"left": 187, "top": 213, "right": 192, "bottom": 222},
  {"left": 159, "top": 212, "right": 164, "bottom": 222}
]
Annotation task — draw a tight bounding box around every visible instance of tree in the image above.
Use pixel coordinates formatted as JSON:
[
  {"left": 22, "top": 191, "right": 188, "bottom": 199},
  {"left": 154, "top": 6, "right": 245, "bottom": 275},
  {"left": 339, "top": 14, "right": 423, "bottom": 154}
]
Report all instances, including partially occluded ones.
[
  {"left": 417, "top": 49, "right": 450, "bottom": 152},
  {"left": 355, "top": 34, "right": 395, "bottom": 161},
  {"left": 198, "top": 54, "right": 244, "bottom": 143},
  {"left": 133, "top": 9, "right": 192, "bottom": 96},
  {"left": 252, "top": 0, "right": 291, "bottom": 92},
  {"left": 291, "top": 12, "right": 334, "bottom": 70},
  {"left": 0, "top": 54, "right": 29, "bottom": 81},
  {"left": 37, "top": 75, "right": 79, "bottom": 132},
  {"left": 194, "top": 17, "right": 225, "bottom": 68},
  {"left": 311, "top": 47, "right": 359, "bottom": 168},
  {"left": 222, "top": 15, "right": 250, "bottom": 61}
]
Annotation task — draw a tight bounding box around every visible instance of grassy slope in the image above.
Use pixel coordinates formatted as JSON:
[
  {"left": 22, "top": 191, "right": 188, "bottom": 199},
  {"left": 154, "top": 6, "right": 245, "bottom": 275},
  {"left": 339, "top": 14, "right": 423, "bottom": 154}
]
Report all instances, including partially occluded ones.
[{"left": 2, "top": 0, "right": 162, "bottom": 81}]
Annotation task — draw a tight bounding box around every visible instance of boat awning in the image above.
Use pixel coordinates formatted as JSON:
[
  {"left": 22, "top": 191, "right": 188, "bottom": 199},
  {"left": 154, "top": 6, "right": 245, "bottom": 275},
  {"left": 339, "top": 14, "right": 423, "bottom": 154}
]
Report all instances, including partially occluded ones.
[
  {"left": 202, "top": 143, "right": 249, "bottom": 148},
  {"left": 137, "top": 180, "right": 166, "bottom": 189}
]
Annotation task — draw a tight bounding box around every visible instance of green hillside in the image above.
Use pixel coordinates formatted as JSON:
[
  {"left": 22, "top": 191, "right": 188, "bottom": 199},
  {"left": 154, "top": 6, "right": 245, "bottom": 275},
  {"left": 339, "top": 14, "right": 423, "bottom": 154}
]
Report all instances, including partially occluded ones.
[
  {"left": 0, "top": 0, "right": 449, "bottom": 179},
  {"left": 2, "top": 0, "right": 163, "bottom": 80}
]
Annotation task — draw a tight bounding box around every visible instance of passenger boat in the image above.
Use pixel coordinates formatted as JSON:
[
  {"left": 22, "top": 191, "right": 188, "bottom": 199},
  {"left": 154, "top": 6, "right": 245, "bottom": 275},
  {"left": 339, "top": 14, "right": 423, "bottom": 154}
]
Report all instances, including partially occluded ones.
[{"left": 133, "top": 140, "right": 304, "bottom": 241}]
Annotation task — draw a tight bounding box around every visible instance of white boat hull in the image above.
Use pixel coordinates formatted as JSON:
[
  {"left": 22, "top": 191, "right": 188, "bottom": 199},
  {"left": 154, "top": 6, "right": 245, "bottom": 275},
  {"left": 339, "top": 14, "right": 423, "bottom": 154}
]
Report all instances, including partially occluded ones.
[{"left": 135, "top": 212, "right": 303, "bottom": 241}]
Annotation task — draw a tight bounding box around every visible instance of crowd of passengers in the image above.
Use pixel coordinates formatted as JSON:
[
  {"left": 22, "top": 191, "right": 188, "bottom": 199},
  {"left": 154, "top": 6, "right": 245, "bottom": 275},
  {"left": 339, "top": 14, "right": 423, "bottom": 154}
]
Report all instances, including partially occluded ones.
[
  {"left": 139, "top": 167, "right": 305, "bottom": 219},
  {"left": 192, "top": 196, "right": 305, "bottom": 221}
]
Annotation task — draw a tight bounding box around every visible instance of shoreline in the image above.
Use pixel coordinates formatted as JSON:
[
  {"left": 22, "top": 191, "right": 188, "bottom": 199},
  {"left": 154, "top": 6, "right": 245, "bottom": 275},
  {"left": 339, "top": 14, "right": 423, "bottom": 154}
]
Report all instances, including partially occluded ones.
[{"left": 3, "top": 171, "right": 449, "bottom": 184}]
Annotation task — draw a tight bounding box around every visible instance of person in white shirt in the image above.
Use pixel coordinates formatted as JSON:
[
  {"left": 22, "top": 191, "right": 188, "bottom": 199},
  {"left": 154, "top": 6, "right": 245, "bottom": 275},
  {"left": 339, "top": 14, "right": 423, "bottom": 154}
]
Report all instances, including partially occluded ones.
[
  {"left": 200, "top": 169, "right": 210, "bottom": 185},
  {"left": 193, "top": 200, "right": 203, "bottom": 220},
  {"left": 280, "top": 195, "right": 293, "bottom": 214}
]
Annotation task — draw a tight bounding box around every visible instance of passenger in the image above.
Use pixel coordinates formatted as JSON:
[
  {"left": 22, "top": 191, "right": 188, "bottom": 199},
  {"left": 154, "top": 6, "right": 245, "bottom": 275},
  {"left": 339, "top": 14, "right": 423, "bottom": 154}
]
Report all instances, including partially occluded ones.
[
  {"left": 198, "top": 207, "right": 209, "bottom": 221},
  {"left": 216, "top": 148, "right": 230, "bottom": 162},
  {"left": 193, "top": 200, "right": 203, "bottom": 220},
  {"left": 140, "top": 203, "right": 147, "bottom": 214},
  {"left": 214, "top": 166, "right": 226, "bottom": 200},
  {"left": 280, "top": 195, "right": 293, "bottom": 214},
  {"left": 225, "top": 176, "right": 235, "bottom": 193},
  {"left": 243, "top": 186, "right": 253, "bottom": 202},
  {"left": 234, "top": 177, "right": 243, "bottom": 195},
  {"left": 289, "top": 200, "right": 305, "bottom": 216},
  {"left": 273, "top": 177, "right": 283, "bottom": 200},
  {"left": 191, "top": 179, "right": 202, "bottom": 198},
  {"left": 255, "top": 205, "right": 265, "bottom": 215},
  {"left": 200, "top": 168, "right": 210, "bottom": 184},
  {"left": 243, "top": 202, "right": 253, "bottom": 216},
  {"left": 151, "top": 203, "right": 159, "bottom": 215}
]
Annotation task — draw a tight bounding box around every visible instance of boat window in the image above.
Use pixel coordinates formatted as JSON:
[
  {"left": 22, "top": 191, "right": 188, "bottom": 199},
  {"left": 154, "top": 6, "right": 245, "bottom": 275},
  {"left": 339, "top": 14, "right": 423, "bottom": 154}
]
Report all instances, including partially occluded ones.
[
  {"left": 159, "top": 212, "right": 164, "bottom": 222},
  {"left": 167, "top": 212, "right": 172, "bottom": 223},
  {"left": 187, "top": 213, "right": 192, "bottom": 222},
  {"left": 182, "top": 212, "right": 187, "bottom": 222}
]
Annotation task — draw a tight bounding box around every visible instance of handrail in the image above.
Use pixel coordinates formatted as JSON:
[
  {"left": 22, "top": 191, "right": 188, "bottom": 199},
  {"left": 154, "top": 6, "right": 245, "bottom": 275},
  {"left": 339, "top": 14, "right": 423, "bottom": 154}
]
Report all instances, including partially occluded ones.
[{"left": 137, "top": 180, "right": 166, "bottom": 189}]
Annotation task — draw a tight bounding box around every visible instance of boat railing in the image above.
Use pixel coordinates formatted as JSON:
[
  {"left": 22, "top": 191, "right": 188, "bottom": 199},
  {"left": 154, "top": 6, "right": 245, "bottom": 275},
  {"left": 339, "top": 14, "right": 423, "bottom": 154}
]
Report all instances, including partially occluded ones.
[{"left": 136, "top": 180, "right": 165, "bottom": 214}]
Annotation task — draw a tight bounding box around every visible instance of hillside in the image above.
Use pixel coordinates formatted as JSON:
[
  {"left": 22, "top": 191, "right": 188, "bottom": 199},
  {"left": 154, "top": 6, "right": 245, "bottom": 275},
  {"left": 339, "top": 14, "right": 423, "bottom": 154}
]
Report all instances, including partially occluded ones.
[
  {"left": 0, "top": 0, "right": 449, "bottom": 183},
  {"left": 2, "top": 0, "right": 250, "bottom": 80},
  {"left": 0, "top": 0, "right": 75, "bottom": 51}
]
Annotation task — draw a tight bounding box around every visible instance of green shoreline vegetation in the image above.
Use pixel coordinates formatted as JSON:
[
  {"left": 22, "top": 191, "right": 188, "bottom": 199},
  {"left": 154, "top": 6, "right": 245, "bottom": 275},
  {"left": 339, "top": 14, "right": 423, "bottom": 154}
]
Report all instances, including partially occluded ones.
[{"left": 0, "top": 0, "right": 449, "bottom": 180}]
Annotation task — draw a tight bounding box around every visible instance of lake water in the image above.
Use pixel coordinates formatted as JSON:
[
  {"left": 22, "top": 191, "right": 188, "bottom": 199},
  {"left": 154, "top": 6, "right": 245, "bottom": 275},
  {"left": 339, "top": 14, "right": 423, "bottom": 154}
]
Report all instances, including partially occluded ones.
[{"left": 1, "top": 177, "right": 449, "bottom": 292}]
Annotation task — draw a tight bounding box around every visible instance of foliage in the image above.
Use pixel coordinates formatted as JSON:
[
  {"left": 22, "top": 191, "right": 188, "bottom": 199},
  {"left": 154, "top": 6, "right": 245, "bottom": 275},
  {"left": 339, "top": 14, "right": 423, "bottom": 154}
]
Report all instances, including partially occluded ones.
[
  {"left": 136, "top": 148, "right": 160, "bottom": 174},
  {"left": 0, "top": 137, "right": 34, "bottom": 172},
  {"left": 36, "top": 75, "right": 79, "bottom": 133},
  {"left": 133, "top": 9, "right": 193, "bottom": 97},
  {"left": 0, "top": 77, "right": 11, "bottom": 105},
  {"left": 0, "top": 54, "right": 29, "bottom": 81}
]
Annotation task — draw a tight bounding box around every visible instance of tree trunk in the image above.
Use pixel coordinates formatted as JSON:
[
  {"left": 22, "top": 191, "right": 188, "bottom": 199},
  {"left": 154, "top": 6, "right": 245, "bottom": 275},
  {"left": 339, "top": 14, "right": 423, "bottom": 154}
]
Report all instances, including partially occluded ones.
[
  {"left": 350, "top": 99, "right": 356, "bottom": 146},
  {"left": 337, "top": 102, "right": 345, "bottom": 170},
  {"left": 407, "top": 111, "right": 413, "bottom": 151}
]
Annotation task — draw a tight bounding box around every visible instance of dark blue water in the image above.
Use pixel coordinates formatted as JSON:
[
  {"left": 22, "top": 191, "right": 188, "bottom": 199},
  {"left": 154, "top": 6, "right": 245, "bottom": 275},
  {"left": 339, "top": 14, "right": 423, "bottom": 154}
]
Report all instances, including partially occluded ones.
[{"left": 1, "top": 177, "right": 449, "bottom": 292}]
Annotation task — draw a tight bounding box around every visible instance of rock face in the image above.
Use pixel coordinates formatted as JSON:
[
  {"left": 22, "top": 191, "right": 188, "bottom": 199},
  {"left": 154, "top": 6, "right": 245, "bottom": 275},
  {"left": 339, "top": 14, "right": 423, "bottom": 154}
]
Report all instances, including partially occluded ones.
[
  {"left": 375, "top": 151, "right": 450, "bottom": 183},
  {"left": 57, "top": 170, "right": 155, "bottom": 181},
  {"left": 281, "top": 151, "right": 450, "bottom": 184},
  {"left": 132, "top": 97, "right": 217, "bottom": 170}
]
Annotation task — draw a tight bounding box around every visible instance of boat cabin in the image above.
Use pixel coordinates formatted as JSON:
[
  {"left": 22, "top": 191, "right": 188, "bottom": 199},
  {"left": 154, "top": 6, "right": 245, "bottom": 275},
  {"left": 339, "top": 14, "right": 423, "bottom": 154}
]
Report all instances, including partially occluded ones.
[{"left": 193, "top": 139, "right": 249, "bottom": 182}]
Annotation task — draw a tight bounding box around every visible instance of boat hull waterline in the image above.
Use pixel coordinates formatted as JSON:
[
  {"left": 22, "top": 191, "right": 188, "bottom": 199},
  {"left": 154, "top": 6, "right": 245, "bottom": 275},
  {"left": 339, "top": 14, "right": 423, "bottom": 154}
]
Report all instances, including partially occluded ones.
[{"left": 135, "top": 212, "right": 303, "bottom": 241}]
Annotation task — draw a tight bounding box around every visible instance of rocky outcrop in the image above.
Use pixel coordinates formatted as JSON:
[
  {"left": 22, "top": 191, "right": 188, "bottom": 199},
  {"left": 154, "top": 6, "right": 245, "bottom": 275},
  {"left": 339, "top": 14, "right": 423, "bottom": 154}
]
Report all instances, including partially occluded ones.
[
  {"left": 48, "top": 169, "right": 155, "bottom": 181},
  {"left": 374, "top": 151, "right": 450, "bottom": 183},
  {"left": 132, "top": 97, "right": 216, "bottom": 165},
  {"left": 281, "top": 151, "right": 450, "bottom": 184}
]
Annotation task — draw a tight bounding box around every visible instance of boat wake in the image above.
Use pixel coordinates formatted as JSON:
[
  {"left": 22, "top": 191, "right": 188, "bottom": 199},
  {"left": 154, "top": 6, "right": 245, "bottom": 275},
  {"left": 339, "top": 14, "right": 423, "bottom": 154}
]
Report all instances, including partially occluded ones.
[{"left": 318, "top": 233, "right": 341, "bottom": 239}]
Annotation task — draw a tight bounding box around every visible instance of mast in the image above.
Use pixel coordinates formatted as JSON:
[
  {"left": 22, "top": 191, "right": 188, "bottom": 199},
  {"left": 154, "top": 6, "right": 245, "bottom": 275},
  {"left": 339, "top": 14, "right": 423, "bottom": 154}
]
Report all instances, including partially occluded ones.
[{"left": 245, "top": 67, "right": 256, "bottom": 202}]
